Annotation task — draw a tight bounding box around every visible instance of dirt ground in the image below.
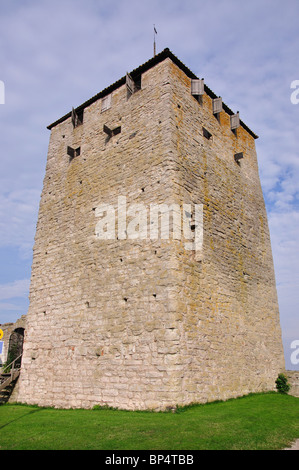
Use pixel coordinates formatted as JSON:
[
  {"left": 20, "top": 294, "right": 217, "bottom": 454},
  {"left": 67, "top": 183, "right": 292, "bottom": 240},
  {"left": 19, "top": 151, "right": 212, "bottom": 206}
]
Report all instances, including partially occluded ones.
[{"left": 284, "top": 439, "right": 299, "bottom": 450}]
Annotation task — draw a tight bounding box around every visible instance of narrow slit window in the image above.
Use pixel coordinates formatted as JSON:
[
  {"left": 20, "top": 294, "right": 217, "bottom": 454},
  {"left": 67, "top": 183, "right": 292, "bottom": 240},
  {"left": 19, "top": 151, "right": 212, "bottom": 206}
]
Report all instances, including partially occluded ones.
[{"left": 203, "top": 127, "right": 212, "bottom": 140}]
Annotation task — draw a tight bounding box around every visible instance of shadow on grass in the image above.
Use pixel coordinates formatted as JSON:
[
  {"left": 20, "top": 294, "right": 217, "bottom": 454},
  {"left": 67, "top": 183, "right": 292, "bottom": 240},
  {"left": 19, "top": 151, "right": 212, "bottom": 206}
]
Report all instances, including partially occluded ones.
[{"left": 0, "top": 408, "right": 41, "bottom": 430}]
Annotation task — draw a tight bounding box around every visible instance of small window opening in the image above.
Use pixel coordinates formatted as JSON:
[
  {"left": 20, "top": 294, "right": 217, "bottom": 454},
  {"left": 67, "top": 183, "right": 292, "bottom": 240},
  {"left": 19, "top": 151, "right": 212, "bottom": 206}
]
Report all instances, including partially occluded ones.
[
  {"left": 203, "top": 127, "right": 212, "bottom": 140},
  {"left": 103, "top": 124, "right": 121, "bottom": 139},
  {"left": 234, "top": 152, "right": 244, "bottom": 165},
  {"left": 134, "top": 75, "right": 141, "bottom": 90},
  {"left": 214, "top": 112, "right": 221, "bottom": 123},
  {"left": 67, "top": 146, "right": 81, "bottom": 161},
  {"left": 71, "top": 107, "right": 83, "bottom": 128},
  {"left": 126, "top": 72, "right": 141, "bottom": 97},
  {"left": 113, "top": 126, "right": 121, "bottom": 136}
]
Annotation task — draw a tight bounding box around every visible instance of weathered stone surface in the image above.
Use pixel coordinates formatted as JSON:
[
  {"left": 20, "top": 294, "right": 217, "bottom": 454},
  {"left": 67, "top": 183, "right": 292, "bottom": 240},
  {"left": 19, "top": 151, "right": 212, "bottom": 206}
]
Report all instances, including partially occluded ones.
[
  {"left": 14, "top": 51, "right": 285, "bottom": 410},
  {"left": 286, "top": 371, "right": 299, "bottom": 397}
]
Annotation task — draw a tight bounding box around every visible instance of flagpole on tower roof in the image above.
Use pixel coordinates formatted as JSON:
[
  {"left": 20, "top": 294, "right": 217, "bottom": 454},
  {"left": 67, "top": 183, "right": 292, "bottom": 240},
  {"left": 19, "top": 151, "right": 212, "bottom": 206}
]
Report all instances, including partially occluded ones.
[{"left": 153, "top": 25, "right": 157, "bottom": 57}]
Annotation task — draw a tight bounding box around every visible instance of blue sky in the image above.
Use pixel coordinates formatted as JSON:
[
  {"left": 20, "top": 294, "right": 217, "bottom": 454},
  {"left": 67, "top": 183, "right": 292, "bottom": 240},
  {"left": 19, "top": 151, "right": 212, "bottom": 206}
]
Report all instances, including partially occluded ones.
[{"left": 0, "top": 0, "right": 298, "bottom": 369}]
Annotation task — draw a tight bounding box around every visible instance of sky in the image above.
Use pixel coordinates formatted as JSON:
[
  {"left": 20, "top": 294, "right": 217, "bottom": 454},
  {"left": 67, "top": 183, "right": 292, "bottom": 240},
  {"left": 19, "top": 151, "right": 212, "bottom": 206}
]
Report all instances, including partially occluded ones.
[{"left": 0, "top": 0, "right": 298, "bottom": 369}]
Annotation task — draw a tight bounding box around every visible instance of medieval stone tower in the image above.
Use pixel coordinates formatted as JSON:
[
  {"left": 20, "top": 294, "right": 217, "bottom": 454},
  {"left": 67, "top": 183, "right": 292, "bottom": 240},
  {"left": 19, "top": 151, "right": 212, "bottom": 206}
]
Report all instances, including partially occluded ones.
[{"left": 15, "top": 49, "right": 285, "bottom": 410}]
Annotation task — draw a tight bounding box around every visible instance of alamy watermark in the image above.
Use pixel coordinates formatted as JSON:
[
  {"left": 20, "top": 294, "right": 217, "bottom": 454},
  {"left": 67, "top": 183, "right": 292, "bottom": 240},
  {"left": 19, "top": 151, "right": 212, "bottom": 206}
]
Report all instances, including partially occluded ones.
[
  {"left": 290, "top": 80, "right": 299, "bottom": 104},
  {"left": 94, "top": 196, "right": 203, "bottom": 251},
  {"left": 0, "top": 80, "right": 5, "bottom": 104},
  {"left": 290, "top": 339, "right": 299, "bottom": 365}
]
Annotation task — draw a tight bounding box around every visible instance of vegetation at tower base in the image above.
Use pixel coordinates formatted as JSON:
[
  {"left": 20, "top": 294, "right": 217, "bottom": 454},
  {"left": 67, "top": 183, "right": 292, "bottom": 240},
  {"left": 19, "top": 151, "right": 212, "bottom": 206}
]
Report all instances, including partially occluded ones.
[
  {"left": 13, "top": 49, "right": 285, "bottom": 410},
  {"left": 276, "top": 374, "right": 291, "bottom": 394}
]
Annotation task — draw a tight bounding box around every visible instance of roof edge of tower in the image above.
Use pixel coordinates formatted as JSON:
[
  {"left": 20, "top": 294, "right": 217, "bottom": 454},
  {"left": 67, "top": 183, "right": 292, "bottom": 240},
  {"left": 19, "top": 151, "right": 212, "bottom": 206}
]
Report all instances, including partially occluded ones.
[{"left": 47, "top": 48, "right": 258, "bottom": 139}]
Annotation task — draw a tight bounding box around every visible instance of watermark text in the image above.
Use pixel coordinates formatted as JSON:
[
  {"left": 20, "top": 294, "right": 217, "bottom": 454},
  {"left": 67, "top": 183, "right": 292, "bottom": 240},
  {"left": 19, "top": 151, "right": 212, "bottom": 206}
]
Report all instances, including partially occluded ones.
[
  {"left": 290, "top": 339, "right": 299, "bottom": 365},
  {"left": 290, "top": 80, "right": 299, "bottom": 104},
  {"left": 94, "top": 197, "right": 203, "bottom": 252}
]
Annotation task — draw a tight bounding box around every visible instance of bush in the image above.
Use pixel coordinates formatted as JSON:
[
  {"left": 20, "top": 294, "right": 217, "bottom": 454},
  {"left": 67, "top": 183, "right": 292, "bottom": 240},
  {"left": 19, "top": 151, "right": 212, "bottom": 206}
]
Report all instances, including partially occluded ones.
[{"left": 275, "top": 373, "right": 290, "bottom": 394}]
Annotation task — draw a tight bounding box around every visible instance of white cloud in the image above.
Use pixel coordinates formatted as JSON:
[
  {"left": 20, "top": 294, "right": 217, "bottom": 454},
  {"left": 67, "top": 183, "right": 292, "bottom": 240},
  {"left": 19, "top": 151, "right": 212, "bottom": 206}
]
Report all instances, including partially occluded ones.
[
  {"left": 268, "top": 209, "right": 299, "bottom": 342},
  {"left": 0, "top": 279, "right": 30, "bottom": 301},
  {"left": 0, "top": 189, "right": 40, "bottom": 258},
  {"left": 0, "top": 302, "right": 23, "bottom": 311}
]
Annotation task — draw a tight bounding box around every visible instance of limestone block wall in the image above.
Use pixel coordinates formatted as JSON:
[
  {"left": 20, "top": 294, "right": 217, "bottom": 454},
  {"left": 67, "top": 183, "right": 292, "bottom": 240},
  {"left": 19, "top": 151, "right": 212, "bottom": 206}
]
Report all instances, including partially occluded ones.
[
  {"left": 16, "top": 59, "right": 186, "bottom": 410},
  {"left": 15, "top": 51, "right": 285, "bottom": 410},
  {"left": 166, "top": 61, "right": 285, "bottom": 404}
]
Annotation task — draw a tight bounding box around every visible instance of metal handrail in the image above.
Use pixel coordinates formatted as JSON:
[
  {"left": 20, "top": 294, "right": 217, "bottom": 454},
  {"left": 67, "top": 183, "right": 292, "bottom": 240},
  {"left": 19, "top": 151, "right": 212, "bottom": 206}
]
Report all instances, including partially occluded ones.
[{"left": 1, "top": 353, "right": 22, "bottom": 374}]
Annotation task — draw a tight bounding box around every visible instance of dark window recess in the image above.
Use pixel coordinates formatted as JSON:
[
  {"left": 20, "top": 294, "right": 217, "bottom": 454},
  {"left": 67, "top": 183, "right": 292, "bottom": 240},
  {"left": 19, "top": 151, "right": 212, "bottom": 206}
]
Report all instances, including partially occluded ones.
[
  {"left": 126, "top": 72, "right": 141, "bottom": 96},
  {"left": 103, "top": 124, "right": 121, "bottom": 138},
  {"left": 67, "top": 146, "right": 81, "bottom": 160},
  {"left": 234, "top": 152, "right": 244, "bottom": 164},
  {"left": 71, "top": 107, "right": 84, "bottom": 128},
  {"left": 203, "top": 127, "right": 212, "bottom": 140}
]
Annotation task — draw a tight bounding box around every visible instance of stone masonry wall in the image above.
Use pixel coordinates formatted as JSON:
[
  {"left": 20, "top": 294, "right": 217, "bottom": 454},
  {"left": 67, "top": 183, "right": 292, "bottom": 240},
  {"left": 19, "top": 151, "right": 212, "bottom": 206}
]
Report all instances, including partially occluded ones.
[
  {"left": 15, "top": 54, "right": 285, "bottom": 410},
  {"left": 16, "top": 59, "right": 186, "bottom": 410},
  {"left": 166, "top": 61, "right": 285, "bottom": 404}
]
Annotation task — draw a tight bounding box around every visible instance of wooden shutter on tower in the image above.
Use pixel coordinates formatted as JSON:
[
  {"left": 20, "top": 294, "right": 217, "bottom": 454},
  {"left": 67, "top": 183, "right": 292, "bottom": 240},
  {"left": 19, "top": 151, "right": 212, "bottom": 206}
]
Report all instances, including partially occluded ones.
[
  {"left": 231, "top": 112, "right": 240, "bottom": 130},
  {"left": 101, "top": 94, "right": 112, "bottom": 112},
  {"left": 213, "top": 97, "right": 223, "bottom": 114},
  {"left": 191, "top": 79, "right": 204, "bottom": 96},
  {"left": 126, "top": 72, "right": 135, "bottom": 95}
]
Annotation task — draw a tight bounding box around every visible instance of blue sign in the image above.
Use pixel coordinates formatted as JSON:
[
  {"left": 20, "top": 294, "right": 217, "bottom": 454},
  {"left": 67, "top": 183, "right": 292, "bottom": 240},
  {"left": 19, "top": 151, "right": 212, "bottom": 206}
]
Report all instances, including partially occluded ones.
[{"left": 0, "top": 341, "right": 3, "bottom": 355}]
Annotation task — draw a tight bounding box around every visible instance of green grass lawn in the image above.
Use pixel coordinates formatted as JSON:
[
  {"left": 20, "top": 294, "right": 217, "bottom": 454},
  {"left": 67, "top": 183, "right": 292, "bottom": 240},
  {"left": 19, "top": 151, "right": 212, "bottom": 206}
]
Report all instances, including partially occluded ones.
[{"left": 0, "top": 392, "right": 298, "bottom": 450}]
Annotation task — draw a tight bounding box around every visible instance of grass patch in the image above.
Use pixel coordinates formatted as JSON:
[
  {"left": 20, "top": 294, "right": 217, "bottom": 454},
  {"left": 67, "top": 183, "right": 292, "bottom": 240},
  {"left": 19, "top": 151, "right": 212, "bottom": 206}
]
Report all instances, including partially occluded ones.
[{"left": 0, "top": 392, "right": 298, "bottom": 450}]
